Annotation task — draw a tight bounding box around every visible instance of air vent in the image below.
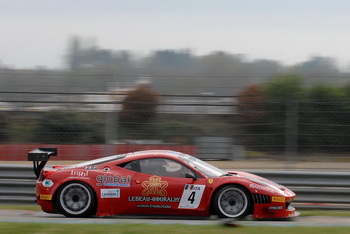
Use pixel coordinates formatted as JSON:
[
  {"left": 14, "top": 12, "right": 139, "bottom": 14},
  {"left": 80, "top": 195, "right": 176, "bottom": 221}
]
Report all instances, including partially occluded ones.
[{"left": 252, "top": 193, "right": 271, "bottom": 204}]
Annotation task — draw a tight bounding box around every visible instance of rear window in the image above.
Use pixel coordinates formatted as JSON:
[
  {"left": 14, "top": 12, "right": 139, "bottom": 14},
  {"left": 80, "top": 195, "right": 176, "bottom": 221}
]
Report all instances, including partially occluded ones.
[{"left": 63, "top": 154, "right": 127, "bottom": 169}]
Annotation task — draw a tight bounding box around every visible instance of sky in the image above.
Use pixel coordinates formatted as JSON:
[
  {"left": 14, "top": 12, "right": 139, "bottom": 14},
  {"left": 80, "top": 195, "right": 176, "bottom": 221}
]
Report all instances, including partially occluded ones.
[{"left": 1, "top": 0, "right": 350, "bottom": 70}]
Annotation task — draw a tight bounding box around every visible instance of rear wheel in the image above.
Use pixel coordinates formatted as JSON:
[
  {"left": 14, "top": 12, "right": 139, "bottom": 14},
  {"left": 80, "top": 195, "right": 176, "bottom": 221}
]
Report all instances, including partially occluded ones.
[
  {"left": 213, "top": 185, "right": 251, "bottom": 218},
  {"left": 56, "top": 182, "right": 96, "bottom": 217}
]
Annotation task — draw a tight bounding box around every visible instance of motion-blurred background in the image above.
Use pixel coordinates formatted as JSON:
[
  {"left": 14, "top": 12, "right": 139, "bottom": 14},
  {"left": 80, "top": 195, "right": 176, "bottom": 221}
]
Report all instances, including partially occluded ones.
[{"left": 1, "top": 1, "right": 350, "bottom": 166}]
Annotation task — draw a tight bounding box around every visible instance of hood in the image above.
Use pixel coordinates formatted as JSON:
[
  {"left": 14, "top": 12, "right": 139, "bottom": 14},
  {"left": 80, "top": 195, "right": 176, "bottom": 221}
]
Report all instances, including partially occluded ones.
[{"left": 228, "top": 170, "right": 291, "bottom": 195}]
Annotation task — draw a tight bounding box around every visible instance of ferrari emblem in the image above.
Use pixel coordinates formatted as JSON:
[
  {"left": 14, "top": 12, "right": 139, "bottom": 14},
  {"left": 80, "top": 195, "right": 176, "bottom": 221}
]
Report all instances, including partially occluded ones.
[
  {"left": 142, "top": 175, "right": 168, "bottom": 196},
  {"left": 208, "top": 179, "right": 213, "bottom": 184}
]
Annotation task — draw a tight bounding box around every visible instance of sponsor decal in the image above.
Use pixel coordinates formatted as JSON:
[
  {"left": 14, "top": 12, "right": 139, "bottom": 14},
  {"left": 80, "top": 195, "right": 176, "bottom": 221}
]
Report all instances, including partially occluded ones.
[
  {"left": 272, "top": 196, "right": 286, "bottom": 203},
  {"left": 85, "top": 165, "right": 99, "bottom": 170},
  {"left": 96, "top": 174, "right": 131, "bottom": 187},
  {"left": 142, "top": 175, "right": 168, "bottom": 196},
  {"left": 208, "top": 179, "right": 213, "bottom": 184},
  {"left": 178, "top": 184, "right": 206, "bottom": 209},
  {"left": 69, "top": 170, "right": 89, "bottom": 178},
  {"left": 42, "top": 179, "right": 54, "bottom": 188},
  {"left": 137, "top": 204, "right": 172, "bottom": 209},
  {"left": 249, "top": 184, "right": 275, "bottom": 193},
  {"left": 269, "top": 206, "right": 283, "bottom": 210},
  {"left": 40, "top": 194, "right": 52, "bottom": 200},
  {"left": 128, "top": 196, "right": 180, "bottom": 202},
  {"left": 101, "top": 189, "right": 120, "bottom": 198}
]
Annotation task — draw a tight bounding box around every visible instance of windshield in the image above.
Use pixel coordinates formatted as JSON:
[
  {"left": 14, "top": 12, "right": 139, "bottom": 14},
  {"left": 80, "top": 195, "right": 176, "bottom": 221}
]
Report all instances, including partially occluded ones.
[
  {"left": 63, "top": 154, "right": 127, "bottom": 169},
  {"left": 178, "top": 154, "right": 226, "bottom": 178}
]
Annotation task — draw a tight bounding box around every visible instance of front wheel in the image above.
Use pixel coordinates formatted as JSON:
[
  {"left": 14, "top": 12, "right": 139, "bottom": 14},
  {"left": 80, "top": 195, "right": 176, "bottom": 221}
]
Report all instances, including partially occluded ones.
[
  {"left": 213, "top": 185, "right": 251, "bottom": 219},
  {"left": 55, "top": 182, "right": 96, "bottom": 217}
]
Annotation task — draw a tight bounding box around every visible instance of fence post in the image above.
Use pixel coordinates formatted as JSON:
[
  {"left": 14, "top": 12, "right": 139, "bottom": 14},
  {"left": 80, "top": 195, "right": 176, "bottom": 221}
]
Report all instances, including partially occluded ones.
[
  {"left": 104, "top": 104, "right": 118, "bottom": 155},
  {"left": 285, "top": 99, "right": 298, "bottom": 168}
]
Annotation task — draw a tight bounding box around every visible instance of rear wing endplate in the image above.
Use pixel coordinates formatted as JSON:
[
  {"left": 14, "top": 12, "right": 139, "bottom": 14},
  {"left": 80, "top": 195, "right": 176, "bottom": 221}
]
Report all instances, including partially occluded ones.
[{"left": 27, "top": 148, "right": 57, "bottom": 179}]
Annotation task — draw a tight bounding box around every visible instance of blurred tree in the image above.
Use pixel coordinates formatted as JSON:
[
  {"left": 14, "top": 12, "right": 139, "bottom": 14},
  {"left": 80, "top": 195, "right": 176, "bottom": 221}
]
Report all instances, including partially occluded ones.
[
  {"left": 292, "top": 56, "right": 338, "bottom": 76},
  {"left": 119, "top": 84, "right": 159, "bottom": 130},
  {"left": 236, "top": 84, "right": 271, "bottom": 149},
  {"left": 66, "top": 35, "right": 134, "bottom": 74},
  {"left": 237, "top": 74, "right": 350, "bottom": 153},
  {"left": 237, "top": 84, "right": 266, "bottom": 122},
  {"left": 236, "top": 74, "right": 304, "bottom": 152},
  {"left": 143, "top": 50, "right": 195, "bottom": 75},
  {"left": 291, "top": 56, "right": 340, "bottom": 85},
  {"left": 299, "top": 85, "right": 350, "bottom": 151},
  {"left": 198, "top": 52, "right": 245, "bottom": 76},
  {"left": 0, "top": 113, "right": 9, "bottom": 142},
  {"left": 31, "top": 112, "right": 104, "bottom": 144},
  {"left": 260, "top": 74, "right": 304, "bottom": 151},
  {"left": 156, "top": 121, "right": 202, "bottom": 144}
]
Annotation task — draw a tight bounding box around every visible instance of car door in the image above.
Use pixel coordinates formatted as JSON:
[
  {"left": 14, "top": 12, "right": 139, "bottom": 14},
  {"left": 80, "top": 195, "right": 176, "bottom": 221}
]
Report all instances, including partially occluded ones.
[{"left": 127, "top": 158, "right": 208, "bottom": 215}]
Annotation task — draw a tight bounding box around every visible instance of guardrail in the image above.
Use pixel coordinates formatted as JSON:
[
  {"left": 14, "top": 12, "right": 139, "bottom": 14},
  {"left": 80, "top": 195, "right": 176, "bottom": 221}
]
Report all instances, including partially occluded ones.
[{"left": 1, "top": 165, "right": 350, "bottom": 209}]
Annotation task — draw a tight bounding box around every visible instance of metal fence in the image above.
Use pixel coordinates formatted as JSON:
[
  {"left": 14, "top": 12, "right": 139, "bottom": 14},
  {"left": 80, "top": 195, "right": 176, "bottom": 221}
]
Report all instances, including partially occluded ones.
[{"left": 0, "top": 80, "right": 350, "bottom": 162}]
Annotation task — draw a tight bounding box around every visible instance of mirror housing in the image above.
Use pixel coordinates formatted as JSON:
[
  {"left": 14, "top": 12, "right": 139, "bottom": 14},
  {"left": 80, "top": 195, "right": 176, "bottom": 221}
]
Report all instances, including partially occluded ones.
[{"left": 185, "top": 172, "right": 197, "bottom": 180}]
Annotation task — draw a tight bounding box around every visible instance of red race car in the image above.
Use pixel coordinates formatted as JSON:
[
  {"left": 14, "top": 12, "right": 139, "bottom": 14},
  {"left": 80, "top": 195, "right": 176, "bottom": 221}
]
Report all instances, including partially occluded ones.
[{"left": 28, "top": 148, "right": 297, "bottom": 219}]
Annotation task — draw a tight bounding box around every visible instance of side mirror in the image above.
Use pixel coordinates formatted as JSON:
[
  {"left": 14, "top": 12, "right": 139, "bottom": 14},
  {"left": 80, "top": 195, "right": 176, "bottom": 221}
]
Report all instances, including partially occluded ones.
[{"left": 185, "top": 172, "right": 197, "bottom": 180}]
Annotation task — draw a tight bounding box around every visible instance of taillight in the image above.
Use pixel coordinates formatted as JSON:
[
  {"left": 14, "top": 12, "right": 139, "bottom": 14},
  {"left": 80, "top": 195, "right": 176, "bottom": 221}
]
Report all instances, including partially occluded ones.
[
  {"left": 38, "top": 171, "right": 45, "bottom": 181},
  {"left": 38, "top": 170, "right": 56, "bottom": 182}
]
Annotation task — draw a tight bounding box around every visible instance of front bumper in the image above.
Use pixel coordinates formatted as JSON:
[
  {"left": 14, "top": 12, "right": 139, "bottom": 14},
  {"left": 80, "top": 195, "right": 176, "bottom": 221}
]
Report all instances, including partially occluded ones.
[{"left": 252, "top": 200, "right": 298, "bottom": 219}]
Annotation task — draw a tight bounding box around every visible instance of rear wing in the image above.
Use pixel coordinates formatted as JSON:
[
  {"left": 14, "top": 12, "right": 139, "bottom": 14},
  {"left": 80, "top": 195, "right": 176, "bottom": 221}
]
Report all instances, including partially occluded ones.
[{"left": 27, "top": 148, "right": 57, "bottom": 179}]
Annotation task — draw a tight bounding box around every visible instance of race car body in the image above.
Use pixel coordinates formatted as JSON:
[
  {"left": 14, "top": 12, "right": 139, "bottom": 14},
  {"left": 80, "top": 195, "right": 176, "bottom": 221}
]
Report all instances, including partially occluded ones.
[{"left": 28, "top": 148, "right": 297, "bottom": 219}]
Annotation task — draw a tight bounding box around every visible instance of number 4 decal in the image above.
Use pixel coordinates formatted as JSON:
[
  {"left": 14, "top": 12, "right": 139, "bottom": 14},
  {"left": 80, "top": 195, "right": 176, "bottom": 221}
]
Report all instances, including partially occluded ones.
[
  {"left": 178, "top": 184, "right": 206, "bottom": 209},
  {"left": 188, "top": 191, "right": 196, "bottom": 204}
]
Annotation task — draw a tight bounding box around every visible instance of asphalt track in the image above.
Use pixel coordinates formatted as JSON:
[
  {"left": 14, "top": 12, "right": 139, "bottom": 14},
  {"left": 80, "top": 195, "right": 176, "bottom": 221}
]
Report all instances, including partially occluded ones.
[{"left": 1, "top": 209, "right": 350, "bottom": 227}]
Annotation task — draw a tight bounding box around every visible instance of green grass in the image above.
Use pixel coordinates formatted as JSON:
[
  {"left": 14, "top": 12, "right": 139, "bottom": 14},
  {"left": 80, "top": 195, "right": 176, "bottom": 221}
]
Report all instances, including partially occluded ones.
[
  {"left": 1, "top": 206, "right": 350, "bottom": 233},
  {"left": 0, "top": 223, "right": 349, "bottom": 234},
  {"left": 0, "top": 204, "right": 41, "bottom": 211},
  {"left": 298, "top": 209, "right": 350, "bottom": 217},
  {"left": 1, "top": 204, "right": 350, "bottom": 217}
]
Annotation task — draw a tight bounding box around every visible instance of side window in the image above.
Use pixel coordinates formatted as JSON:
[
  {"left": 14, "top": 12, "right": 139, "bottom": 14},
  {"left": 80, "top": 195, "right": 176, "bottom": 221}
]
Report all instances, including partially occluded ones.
[
  {"left": 139, "top": 158, "right": 168, "bottom": 176},
  {"left": 138, "top": 158, "right": 198, "bottom": 178},
  {"left": 121, "top": 160, "right": 140, "bottom": 172}
]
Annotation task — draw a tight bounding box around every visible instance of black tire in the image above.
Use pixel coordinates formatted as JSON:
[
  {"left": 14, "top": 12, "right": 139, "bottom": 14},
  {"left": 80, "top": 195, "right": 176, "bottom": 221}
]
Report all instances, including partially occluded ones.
[
  {"left": 213, "top": 185, "right": 251, "bottom": 219},
  {"left": 55, "top": 182, "right": 96, "bottom": 217}
]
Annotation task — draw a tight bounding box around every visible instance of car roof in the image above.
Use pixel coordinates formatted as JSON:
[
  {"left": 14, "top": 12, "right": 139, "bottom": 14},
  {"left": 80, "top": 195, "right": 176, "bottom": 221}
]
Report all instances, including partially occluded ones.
[
  {"left": 124, "top": 150, "right": 183, "bottom": 159},
  {"left": 63, "top": 150, "right": 185, "bottom": 169}
]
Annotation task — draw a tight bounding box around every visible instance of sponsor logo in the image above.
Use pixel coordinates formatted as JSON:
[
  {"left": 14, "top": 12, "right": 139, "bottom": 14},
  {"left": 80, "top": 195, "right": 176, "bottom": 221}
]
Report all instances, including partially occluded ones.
[
  {"left": 40, "top": 194, "right": 52, "bottom": 200},
  {"left": 42, "top": 179, "right": 54, "bottom": 188},
  {"left": 70, "top": 170, "right": 89, "bottom": 177},
  {"left": 101, "top": 189, "right": 120, "bottom": 198},
  {"left": 272, "top": 196, "right": 286, "bottom": 203},
  {"left": 128, "top": 196, "right": 180, "bottom": 202},
  {"left": 142, "top": 176, "right": 168, "bottom": 196},
  {"left": 137, "top": 204, "right": 172, "bottom": 209},
  {"left": 269, "top": 206, "right": 283, "bottom": 210},
  {"left": 85, "top": 165, "right": 99, "bottom": 170},
  {"left": 96, "top": 174, "right": 131, "bottom": 187},
  {"left": 249, "top": 184, "right": 275, "bottom": 193}
]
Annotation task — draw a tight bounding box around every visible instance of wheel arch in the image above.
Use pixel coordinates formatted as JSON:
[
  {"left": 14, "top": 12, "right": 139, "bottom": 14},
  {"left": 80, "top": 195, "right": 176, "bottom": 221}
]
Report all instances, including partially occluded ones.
[
  {"left": 53, "top": 180, "right": 98, "bottom": 215},
  {"left": 209, "top": 183, "right": 254, "bottom": 216}
]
